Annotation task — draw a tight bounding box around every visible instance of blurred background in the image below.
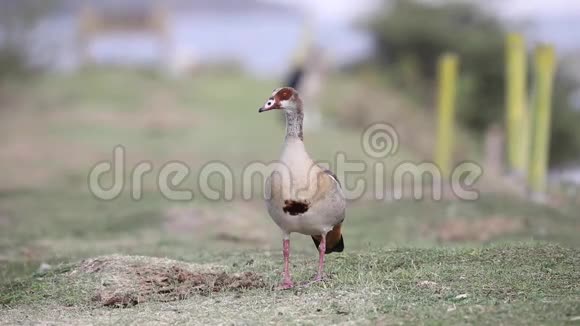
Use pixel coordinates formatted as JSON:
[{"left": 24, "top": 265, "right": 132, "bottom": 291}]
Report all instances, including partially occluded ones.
[{"left": 1, "top": 0, "right": 580, "bottom": 272}]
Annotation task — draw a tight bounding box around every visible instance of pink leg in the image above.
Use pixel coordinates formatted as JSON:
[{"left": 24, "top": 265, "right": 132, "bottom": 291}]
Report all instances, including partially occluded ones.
[
  {"left": 279, "top": 237, "right": 294, "bottom": 289},
  {"left": 315, "top": 233, "right": 326, "bottom": 281}
]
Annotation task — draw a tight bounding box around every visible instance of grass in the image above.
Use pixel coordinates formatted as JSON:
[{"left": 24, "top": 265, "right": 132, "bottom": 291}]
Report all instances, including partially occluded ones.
[
  {"left": 0, "top": 70, "right": 579, "bottom": 324},
  {"left": 1, "top": 246, "right": 579, "bottom": 324}
]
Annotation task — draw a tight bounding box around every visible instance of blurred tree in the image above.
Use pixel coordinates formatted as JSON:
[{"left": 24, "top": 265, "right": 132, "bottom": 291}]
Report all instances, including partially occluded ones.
[
  {"left": 0, "top": 0, "right": 53, "bottom": 79},
  {"left": 371, "top": 0, "right": 504, "bottom": 131},
  {"left": 549, "top": 72, "right": 580, "bottom": 166},
  {"left": 369, "top": 0, "right": 580, "bottom": 167}
]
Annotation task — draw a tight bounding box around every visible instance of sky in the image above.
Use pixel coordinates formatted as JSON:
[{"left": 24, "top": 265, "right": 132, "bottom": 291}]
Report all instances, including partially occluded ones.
[
  {"left": 490, "top": 0, "right": 580, "bottom": 52},
  {"left": 492, "top": 0, "right": 580, "bottom": 18},
  {"left": 268, "top": 0, "right": 580, "bottom": 52},
  {"left": 266, "top": 0, "right": 382, "bottom": 24}
]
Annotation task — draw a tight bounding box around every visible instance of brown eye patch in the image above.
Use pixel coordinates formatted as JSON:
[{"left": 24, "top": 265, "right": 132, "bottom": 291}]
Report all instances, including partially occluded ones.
[{"left": 275, "top": 87, "right": 294, "bottom": 101}]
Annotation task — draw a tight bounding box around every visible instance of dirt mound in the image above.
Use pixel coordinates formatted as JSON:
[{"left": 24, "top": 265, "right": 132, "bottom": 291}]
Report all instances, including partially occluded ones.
[{"left": 72, "top": 255, "right": 265, "bottom": 308}]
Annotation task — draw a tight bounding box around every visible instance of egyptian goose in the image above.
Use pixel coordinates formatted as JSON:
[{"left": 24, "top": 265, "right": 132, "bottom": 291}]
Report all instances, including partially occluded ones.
[{"left": 258, "top": 87, "right": 346, "bottom": 289}]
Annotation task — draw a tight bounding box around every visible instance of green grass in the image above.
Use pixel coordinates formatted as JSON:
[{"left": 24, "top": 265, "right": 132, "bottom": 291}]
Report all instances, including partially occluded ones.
[
  {"left": 0, "top": 70, "right": 579, "bottom": 324},
  {"left": 1, "top": 245, "right": 578, "bottom": 324}
]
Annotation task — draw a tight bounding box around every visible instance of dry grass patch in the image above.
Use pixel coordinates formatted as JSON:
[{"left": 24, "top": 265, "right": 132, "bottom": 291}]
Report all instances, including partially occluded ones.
[{"left": 72, "top": 255, "right": 265, "bottom": 308}]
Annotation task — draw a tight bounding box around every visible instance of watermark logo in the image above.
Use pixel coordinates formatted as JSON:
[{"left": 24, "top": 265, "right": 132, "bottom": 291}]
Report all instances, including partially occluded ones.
[
  {"left": 361, "top": 122, "right": 399, "bottom": 158},
  {"left": 88, "top": 123, "right": 483, "bottom": 202}
]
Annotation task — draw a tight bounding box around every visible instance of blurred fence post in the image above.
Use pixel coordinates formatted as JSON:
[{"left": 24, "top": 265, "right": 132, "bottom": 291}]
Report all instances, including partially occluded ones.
[
  {"left": 505, "top": 33, "right": 528, "bottom": 176},
  {"left": 435, "top": 53, "right": 459, "bottom": 177},
  {"left": 528, "top": 45, "right": 556, "bottom": 199},
  {"left": 78, "top": 5, "right": 97, "bottom": 65},
  {"left": 484, "top": 124, "right": 504, "bottom": 177}
]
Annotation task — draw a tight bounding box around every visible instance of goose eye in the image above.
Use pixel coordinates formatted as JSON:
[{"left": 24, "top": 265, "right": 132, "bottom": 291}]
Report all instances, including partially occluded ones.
[{"left": 267, "top": 101, "right": 273, "bottom": 107}]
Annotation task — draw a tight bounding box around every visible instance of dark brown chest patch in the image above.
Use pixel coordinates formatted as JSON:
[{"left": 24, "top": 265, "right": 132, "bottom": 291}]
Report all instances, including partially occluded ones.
[{"left": 283, "top": 200, "right": 310, "bottom": 216}]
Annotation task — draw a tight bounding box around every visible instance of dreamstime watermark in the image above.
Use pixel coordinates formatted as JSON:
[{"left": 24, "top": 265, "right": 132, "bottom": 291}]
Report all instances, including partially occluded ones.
[{"left": 88, "top": 123, "right": 483, "bottom": 202}]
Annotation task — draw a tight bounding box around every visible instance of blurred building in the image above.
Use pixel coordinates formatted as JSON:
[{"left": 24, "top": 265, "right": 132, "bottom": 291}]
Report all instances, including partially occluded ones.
[{"left": 5, "top": 0, "right": 373, "bottom": 76}]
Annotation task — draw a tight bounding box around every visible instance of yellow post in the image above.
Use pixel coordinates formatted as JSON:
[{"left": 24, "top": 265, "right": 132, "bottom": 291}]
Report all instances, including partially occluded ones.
[
  {"left": 435, "top": 53, "right": 459, "bottom": 176},
  {"left": 528, "top": 45, "right": 556, "bottom": 196},
  {"left": 505, "top": 33, "right": 528, "bottom": 174}
]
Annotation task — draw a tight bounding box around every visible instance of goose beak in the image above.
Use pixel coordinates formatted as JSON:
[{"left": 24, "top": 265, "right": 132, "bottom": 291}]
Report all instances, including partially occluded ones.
[{"left": 258, "top": 106, "right": 274, "bottom": 113}]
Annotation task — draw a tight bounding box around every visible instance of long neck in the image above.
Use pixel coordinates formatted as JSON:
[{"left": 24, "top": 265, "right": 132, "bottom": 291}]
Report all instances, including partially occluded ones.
[{"left": 285, "top": 108, "right": 304, "bottom": 141}]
